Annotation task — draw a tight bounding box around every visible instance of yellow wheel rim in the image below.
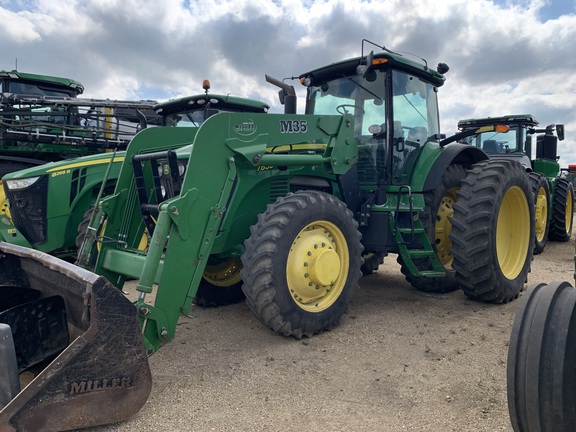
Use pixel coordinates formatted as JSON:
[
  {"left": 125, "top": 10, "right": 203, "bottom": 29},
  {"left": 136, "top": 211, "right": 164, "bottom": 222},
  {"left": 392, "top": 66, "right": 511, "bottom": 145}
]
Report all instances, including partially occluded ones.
[
  {"left": 534, "top": 186, "right": 548, "bottom": 243},
  {"left": 202, "top": 258, "right": 242, "bottom": 287},
  {"left": 565, "top": 189, "right": 573, "bottom": 233},
  {"left": 496, "top": 186, "right": 531, "bottom": 279},
  {"left": 0, "top": 183, "right": 12, "bottom": 221},
  {"left": 435, "top": 187, "right": 457, "bottom": 269},
  {"left": 286, "top": 221, "right": 349, "bottom": 312}
]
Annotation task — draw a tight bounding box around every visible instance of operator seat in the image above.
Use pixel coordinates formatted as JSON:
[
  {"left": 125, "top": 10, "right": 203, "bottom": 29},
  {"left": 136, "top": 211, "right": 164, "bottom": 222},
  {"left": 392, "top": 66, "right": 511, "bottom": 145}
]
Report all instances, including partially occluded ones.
[{"left": 483, "top": 140, "right": 498, "bottom": 154}]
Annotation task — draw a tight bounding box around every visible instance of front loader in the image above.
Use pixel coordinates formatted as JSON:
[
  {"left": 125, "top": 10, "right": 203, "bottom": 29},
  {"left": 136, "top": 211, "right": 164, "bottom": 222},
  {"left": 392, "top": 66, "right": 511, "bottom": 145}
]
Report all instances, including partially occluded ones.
[{"left": 0, "top": 41, "right": 535, "bottom": 430}]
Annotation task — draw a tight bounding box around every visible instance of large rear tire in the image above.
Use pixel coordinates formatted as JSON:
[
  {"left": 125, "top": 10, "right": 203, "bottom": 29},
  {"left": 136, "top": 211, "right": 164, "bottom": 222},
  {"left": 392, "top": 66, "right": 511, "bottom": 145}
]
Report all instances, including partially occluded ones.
[
  {"left": 450, "top": 160, "right": 534, "bottom": 303},
  {"left": 549, "top": 178, "right": 573, "bottom": 242},
  {"left": 398, "top": 164, "right": 466, "bottom": 293},
  {"left": 507, "top": 281, "right": 576, "bottom": 432},
  {"left": 529, "top": 172, "right": 550, "bottom": 254},
  {"left": 241, "top": 190, "right": 363, "bottom": 338}
]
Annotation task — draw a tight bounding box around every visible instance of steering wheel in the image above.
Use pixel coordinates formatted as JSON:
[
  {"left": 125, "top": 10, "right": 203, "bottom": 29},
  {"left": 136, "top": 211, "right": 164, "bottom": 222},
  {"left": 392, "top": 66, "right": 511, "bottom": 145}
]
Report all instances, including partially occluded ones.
[{"left": 336, "top": 104, "right": 365, "bottom": 115}]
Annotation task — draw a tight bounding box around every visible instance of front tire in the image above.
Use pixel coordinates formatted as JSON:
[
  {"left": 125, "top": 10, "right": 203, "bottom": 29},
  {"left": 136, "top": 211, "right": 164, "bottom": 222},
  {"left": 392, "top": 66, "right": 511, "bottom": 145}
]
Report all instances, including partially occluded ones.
[
  {"left": 241, "top": 191, "right": 363, "bottom": 338},
  {"left": 529, "top": 172, "right": 550, "bottom": 254},
  {"left": 450, "top": 160, "right": 534, "bottom": 303},
  {"left": 398, "top": 164, "right": 466, "bottom": 293},
  {"left": 507, "top": 281, "right": 576, "bottom": 432},
  {"left": 549, "top": 178, "right": 573, "bottom": 242}
]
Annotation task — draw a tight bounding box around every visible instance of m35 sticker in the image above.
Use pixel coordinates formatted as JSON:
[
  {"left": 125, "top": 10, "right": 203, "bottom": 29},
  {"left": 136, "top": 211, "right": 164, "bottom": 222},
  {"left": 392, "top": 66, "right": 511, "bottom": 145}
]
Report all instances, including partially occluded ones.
[{"left": 280, "top": 120, "right": 307, "bottom": 133}]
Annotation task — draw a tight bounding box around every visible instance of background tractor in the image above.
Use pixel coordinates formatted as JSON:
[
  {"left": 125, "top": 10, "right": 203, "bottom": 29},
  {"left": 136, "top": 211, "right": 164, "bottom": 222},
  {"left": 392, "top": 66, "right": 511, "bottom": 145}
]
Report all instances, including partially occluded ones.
[
  {"left": 457, "top": 114, "right": 572, "bottom": 253},
  {"left": 0, "top": 85, "right": 269, "bottom": 261},
  {"left": 0, "top": 41, "right": 535, "bottom": 430}
]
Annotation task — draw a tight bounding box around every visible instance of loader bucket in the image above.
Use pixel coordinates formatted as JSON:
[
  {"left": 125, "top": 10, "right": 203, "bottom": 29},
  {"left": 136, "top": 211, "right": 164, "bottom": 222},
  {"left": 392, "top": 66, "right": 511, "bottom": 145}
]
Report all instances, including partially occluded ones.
[{"left": 0, "top": 242, "right": 152, "bottom": 432}]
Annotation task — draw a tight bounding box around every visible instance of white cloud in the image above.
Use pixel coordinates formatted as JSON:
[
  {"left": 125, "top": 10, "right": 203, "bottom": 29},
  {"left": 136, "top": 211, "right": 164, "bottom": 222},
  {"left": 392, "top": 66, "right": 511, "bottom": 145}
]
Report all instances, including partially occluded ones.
[{"left": 1, "top": 0, "right": 576, "bottom": 163}]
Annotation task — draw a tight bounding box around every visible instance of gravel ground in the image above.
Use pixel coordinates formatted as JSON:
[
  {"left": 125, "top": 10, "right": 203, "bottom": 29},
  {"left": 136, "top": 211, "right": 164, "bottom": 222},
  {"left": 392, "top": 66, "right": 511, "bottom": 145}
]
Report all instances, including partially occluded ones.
[{"left": 79, "top": 232, "right": 575, "bottom": 432}]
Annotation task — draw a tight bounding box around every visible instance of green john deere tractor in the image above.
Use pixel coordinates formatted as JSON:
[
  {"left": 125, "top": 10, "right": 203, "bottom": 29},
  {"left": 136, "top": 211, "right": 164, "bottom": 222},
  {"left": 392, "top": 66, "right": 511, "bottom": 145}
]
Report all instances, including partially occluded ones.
[
  {"left": 0, "top": 69, "right": 160, "bottom": 252},
  {"left": 458, "top": 114, "right": 572, "bottom": 254},
  {"left": 0, "top": 87, "right": 270, "bottom": 262},
  {"left": 0, "top": 41, "right": 535, "bottom": 430}
]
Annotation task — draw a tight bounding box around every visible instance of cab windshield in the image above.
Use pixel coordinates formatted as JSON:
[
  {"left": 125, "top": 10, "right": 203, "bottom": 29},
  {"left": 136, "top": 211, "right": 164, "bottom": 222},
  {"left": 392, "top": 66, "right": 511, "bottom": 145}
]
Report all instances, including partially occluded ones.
[
  {"left": 461, "top": 126, "right": 521, "bottom": 154},
  {"left": 3, "top": 81, "right": 78, "bottom": 98},
  {"left": 306, "top": 67, "right": 441, "bottom": 185},
  {"left": 164, "top": 108, "right": 222, "bottom": 127}
]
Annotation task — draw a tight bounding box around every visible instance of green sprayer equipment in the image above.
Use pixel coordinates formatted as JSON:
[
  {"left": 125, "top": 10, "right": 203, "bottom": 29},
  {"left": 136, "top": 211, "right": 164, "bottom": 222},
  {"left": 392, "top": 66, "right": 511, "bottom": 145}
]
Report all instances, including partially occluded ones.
[
  {"left": 0, "top": 42, "right": 535, "bottom": 430},
  {"left": 0, "top": 69, "right": 159, "bottom": 176},
  {"left": 458, "top": 114, "right": 572, "bottom": 253}
]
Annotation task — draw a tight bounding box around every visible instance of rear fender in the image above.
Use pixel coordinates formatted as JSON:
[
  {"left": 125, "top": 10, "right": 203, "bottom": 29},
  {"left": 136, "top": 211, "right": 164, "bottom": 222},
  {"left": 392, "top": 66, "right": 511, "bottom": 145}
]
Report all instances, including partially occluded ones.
[{"left": 420, "top": 143, "right": 488, "bottom": 192}]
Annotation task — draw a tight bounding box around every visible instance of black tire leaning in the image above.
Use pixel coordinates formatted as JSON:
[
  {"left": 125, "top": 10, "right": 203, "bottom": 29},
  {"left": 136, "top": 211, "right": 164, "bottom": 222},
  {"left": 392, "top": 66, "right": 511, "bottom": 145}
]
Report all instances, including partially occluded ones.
[
  {"left": 397, "top": 164, "right": 466, "bottom": 293},
  {"left": 450, "top": 160, "right": 534, "bottom": 303},
  {"left": 549, "top": 177, "right": 574, "bottom": 242},
  {"left": 507, "top": 281, "right": 576, "bottom": 432},
  {"left": 193, "top": 258, "right": 245, "bottom": 307},
  {"left": 241, "top": 190, "right": 363, "bottom": 338},
  {"left": 528, "top": 172, "right": 550, "bottom": 254}
]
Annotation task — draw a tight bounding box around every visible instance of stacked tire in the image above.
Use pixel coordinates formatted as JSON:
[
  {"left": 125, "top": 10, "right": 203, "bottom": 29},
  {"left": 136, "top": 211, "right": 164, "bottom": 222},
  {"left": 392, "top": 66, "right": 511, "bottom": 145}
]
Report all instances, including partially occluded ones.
[{"left": 507, "top": 281, "right": 576, "bottom": 432}]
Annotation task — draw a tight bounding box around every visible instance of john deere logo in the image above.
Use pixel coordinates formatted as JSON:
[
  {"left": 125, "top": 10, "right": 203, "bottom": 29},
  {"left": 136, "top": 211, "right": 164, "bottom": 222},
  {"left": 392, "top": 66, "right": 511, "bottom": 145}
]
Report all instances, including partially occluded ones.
[{"left": 234, "top": 121, "right": 257, "bottom": 136}]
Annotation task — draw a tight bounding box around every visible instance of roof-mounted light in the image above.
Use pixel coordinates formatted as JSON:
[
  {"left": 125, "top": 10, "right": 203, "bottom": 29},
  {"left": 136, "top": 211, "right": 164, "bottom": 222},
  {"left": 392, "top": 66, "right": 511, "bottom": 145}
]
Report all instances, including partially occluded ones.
[
  {"left": 0, "top": 71, "right": 19, "bottom": 78},
  {"left": 372, "top": 58, "right": 388, "bottom": 65}
]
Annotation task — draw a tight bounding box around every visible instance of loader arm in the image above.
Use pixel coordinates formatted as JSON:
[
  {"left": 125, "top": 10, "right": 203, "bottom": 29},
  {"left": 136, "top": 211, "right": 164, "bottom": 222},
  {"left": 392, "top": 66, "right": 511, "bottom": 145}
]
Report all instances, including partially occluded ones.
[{"left": 90, "top": 112, "right": 356, "bottom": 353}]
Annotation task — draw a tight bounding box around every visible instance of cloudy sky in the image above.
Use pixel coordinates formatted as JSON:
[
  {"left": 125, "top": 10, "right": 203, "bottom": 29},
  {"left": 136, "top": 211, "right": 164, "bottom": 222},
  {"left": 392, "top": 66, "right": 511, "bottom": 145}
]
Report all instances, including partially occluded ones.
[{"left": 2, "top": 0, "right": 576, "bottom": 163}]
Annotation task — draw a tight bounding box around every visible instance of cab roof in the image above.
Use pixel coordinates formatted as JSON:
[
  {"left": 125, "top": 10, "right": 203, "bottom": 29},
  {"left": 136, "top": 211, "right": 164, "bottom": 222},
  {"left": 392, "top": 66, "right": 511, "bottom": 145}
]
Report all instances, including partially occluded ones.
[
  {"left": 299, "top": 51, "right": 447, "bottom": 88},
  {"left": 0, "top": 70, "right": 84, "bottom": 95},
  {"left": 154, "top": 93, "right": 270, "bottom": 115},
  {"left": 458, "top": 114, "right": 539, "bottom": 129}
]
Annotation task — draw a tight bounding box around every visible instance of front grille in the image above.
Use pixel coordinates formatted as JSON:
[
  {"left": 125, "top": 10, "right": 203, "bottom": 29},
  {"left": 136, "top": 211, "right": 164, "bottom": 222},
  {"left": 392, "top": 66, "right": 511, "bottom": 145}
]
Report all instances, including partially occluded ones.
[
  {"left": 5, "top": 175, "right": 49, "bottom": 245},
  {"left": 70, "top": 167, "right": 88, "bottom": 205}
]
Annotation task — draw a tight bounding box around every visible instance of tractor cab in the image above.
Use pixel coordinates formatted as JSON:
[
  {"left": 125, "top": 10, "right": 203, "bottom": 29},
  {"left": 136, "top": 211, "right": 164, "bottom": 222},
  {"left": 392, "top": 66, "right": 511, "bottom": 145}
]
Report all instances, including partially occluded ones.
[
  {"left": 154, "top": 86, "right": 269, "bottom": 128},
  {"left": 457, "top": 114, "right": 565, "bottom": 176},
  {"left": 300, "top": 49, "right": 444, "bottom": 188},
  {"left": 0, "top": 69, "right": 84, "bottom": 97}
]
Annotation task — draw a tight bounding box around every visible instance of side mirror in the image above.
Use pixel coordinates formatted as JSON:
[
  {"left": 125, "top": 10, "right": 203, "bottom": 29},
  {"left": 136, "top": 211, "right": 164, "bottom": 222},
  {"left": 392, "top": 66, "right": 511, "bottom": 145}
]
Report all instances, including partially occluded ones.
[
  {"left": 277, "top": 89, "right": 286, "bottom": 105},
  {"left": 265, "top": 75, "right": 297, "bottom": 114},
  {"left": 557, "top": 124, "right": 565, "bottom": 141}
]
